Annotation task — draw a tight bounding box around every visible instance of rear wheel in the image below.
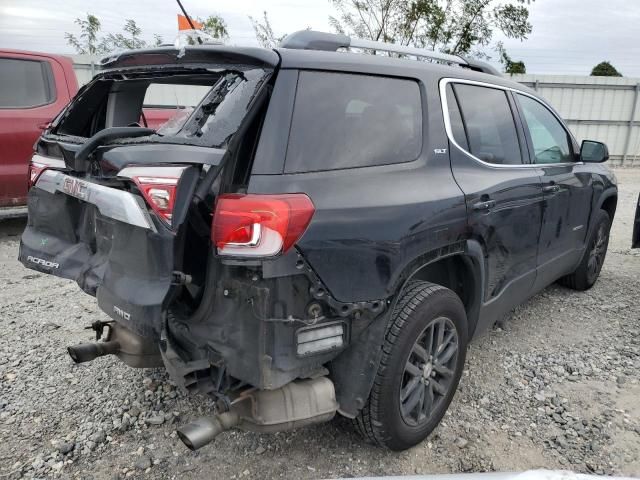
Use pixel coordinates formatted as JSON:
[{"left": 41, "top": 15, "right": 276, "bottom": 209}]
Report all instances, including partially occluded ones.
[
  {"left": 559, "top": 209, "right": 611, "bottom": 291},
  {"left": 354, "top": 281, "right": 468, "bottom": 451}
]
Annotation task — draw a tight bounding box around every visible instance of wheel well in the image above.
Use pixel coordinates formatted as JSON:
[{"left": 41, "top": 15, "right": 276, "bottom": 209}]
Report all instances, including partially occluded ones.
[
  {"left": 409, "top": 255, "right": 479, "bottom": 337},
  {"left": 601, "top": 195, "right": 617, "bottom": 220}
]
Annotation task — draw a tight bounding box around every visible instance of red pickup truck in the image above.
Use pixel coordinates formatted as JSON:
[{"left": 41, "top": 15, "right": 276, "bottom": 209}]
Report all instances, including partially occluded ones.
[
  {"left": 0, "top": 50, "right": 78, "bottom": 215},
  {"left": 0, "top": 49, "right": 179, "bottom": 217}
]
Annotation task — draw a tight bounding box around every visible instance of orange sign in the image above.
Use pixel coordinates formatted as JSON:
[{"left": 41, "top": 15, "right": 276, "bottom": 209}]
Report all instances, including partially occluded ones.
[{"left": 178, "top": 14, "right": 203, "bottom": 31}]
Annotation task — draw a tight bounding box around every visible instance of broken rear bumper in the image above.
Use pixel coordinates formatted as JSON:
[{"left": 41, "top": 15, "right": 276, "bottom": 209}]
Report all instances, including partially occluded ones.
[
  {"left": 19, "top": 176, "right": 174, "bottom": 339},
  {"left": 19, "top": 171, "right": 359, "bottom": 400}
]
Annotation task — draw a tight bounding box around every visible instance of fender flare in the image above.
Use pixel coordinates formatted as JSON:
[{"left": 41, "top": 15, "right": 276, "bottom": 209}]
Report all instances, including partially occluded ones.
[
  {"left": 596, "top": 187, "right": 618, "bottom": 215},
  {"left": 330, "top": 241, "right": 483, "bottom": 418},
  {"left": 571, "top": 187, "right": 618, "bottom": 267}
]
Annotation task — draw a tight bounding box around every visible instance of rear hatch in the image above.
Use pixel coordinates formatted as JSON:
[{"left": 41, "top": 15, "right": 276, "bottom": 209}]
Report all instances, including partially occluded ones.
[{"left": 19, "top": 46, "right": 278, "bottom": 339}]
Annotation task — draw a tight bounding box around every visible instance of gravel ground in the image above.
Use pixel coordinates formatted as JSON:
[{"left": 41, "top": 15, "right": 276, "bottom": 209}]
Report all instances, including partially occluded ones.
[{"left": 1, "top": 169, "right": 639, "bottom": 480}]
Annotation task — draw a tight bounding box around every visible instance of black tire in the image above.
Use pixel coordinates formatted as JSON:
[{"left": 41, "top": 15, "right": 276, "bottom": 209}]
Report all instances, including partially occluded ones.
[
  {"left": 353, "top": 281, "right": 468, "bottom": 451},
  {"left": 558, "top": 209, "right": 611, "bottom": 291}
]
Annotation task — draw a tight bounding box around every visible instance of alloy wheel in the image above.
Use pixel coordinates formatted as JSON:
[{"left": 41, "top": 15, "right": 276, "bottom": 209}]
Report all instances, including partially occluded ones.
[
  {"left": 399, "top": 317, "right": 459, "bottom": 426},
  {"left": 587, "top": 223, "right": 608, "bottom": 279}
]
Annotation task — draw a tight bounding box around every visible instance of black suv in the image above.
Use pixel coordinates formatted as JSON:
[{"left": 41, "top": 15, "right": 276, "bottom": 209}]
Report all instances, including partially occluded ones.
[{"left": 19, "top": 30, "right": 617, "bottom": 451}]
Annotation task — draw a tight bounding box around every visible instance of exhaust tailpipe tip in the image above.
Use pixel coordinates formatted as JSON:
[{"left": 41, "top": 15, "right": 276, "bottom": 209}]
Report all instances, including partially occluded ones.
[
  {"left": 177, "top": 412, "right": 239, "bottom": 451},
  {"left": 67, "top": 341, "right": 120, "bottom": 364}
]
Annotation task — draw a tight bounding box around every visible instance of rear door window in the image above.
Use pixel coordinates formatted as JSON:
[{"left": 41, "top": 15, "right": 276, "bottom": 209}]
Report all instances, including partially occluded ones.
[
  {"left": 445, "top": 84, "right": 469, "bottom": 151},
  {"left": 451, "top": 84, "right": 522, "bottom": 165},
  {"left": 0, "top": 57, "right": 54, "bottom": 108},
  {"left": 285, "top": 71, "right": 422, "bottom": 173}
]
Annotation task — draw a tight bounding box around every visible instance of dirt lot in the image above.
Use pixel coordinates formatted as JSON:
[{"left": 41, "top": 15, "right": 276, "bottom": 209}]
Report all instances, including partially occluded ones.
[{"left": 1, "top": 169, "right": 639, "bottom": 480}]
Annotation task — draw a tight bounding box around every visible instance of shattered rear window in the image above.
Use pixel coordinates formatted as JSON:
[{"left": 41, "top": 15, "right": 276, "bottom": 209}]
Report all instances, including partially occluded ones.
[{"left": 51, "top": 67, "right": 270, "bottom": 149}]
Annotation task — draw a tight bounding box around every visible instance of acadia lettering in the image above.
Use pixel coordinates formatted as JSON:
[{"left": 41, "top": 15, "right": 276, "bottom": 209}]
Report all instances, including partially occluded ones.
[{"left": 26, "top": 256, "right": 59, "bottom": 269}]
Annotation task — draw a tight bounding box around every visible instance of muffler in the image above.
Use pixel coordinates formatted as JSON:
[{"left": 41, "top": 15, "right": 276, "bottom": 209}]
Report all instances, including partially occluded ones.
[
  {"left": 67, "top": 322, "right": 163, "bottom": 368},
  {"left": 177, "top": 377, "right": 338, "bottom": 451}
]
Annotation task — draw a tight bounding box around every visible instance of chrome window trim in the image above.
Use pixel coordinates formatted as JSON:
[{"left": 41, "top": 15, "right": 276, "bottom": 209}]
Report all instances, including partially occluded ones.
[
  {"left": 35, "top": 170, "right": 156, "bottom": 231},
  {"left": 439, "top": 77, "right": 583, "bottom": 169}
]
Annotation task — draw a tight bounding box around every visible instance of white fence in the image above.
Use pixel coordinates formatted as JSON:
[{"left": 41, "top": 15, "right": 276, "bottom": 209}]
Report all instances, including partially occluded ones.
[
  {"left": 513, "top": 74, "right": 640, "bottom": 166},
  {"left": 70, "top": 58, "right": 640, "bottom": 166}
]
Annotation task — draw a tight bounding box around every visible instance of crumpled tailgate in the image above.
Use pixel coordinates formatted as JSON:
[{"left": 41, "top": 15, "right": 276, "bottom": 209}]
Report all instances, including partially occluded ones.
[{"left": 19, "top": 175, "right": 174, "bottom": 339}]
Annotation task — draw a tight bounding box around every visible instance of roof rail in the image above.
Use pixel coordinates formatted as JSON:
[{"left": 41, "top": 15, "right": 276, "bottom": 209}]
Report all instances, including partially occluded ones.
[{"left": 279, "top": 30, "right": 500, "bottom": 76}]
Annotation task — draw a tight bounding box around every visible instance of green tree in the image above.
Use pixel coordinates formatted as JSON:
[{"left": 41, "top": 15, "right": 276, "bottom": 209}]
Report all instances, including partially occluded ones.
[
  {"left": 65, "top": 14, "right": 163, "bottom": 54},
  {"left": 199, "top": 15, "right": 230, "bottom": 42},
  {"left": 505, "top": 59, "right": 525, "bottom": 74},
  {"left": 329, "top": 0, "right": 534, "bottom": 58},
  {"left": 64, "top": 14, "right": 105, "bottom": 54},
  {"left": 101, "top": 19, "right": 147, "bottom": 51},
  {"left": 250, "top": 11, "right": 286, "bottom": 48},
  {"left": 590, "top": 61, "right": 622, "bottom": 77},
  {"left": 497, "top": 41, "right": 525, "bottom": 74}
]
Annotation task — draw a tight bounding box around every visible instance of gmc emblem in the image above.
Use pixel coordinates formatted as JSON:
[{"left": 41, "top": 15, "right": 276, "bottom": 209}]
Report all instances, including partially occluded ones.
[{"left": 62, "top": 177, "right": 88, "bottom": 200}]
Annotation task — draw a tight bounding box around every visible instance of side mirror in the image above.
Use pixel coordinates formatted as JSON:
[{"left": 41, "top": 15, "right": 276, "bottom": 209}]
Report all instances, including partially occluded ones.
[{"left": 580, "top": 140, "right": 609, "bottom": 163}]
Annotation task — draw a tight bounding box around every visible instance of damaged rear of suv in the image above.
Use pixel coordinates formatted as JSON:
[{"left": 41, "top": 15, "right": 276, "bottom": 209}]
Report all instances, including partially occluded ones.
[
  {"left": 21, "top": 42, "right": 353, "bottom": 449},
  {"left": 20, "top": 30, "right": 617, "bottom": 452}
]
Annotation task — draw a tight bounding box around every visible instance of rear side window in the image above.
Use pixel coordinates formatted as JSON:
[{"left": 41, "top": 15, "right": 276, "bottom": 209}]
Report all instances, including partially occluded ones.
[
  {"left": 0, "top": 58, "right": 54, "bottom": 108},
  {"left": 285, "top": 71, "right": 422, "bottom": 173},
  {"left": 451, "top": 84, "right": 522, "bottom": 165}
]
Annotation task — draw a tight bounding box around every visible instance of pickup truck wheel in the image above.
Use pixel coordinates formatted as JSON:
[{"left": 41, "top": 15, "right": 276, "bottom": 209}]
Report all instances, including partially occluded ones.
[
  {"left": 353, "top": 281, "right": 467, "bottom": 451},
  {"left": 559, "top": 209, "right": 611, "bottom": 291}
]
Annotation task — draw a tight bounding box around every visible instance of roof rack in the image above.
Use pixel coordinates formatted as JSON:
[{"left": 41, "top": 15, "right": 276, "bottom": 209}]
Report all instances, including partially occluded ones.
[{"left": 279, "top": 30, "right": 500, "bottom": 76}]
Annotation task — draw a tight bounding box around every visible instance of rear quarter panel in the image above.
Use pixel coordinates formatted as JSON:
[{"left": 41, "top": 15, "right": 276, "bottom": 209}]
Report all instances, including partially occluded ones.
[{"left": 249, "top": 70, "right": 467, "bottom": 302}]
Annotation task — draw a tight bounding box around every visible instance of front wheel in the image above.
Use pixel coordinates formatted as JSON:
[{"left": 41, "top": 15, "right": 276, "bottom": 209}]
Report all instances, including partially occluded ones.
[
  {"left": 353, "top": 281, "right": 468, "bottom": 451},
  {"left": 559, "top": 209, "right": 611, "bottom": 291}
]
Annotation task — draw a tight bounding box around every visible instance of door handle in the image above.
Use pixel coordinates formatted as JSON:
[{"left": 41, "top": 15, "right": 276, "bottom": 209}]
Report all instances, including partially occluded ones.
[
  {"left": 473, "top": 199, "right": 496, "bottom": 211},
  {"left": 542, "top": 184, "right": 560, "bottom": 193}
]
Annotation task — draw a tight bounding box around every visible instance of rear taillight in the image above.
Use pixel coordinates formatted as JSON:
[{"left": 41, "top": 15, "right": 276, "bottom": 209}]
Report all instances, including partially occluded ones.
[
  {"left": 28, "top": 161, "right": 48, "bottom": 189},
  {"left": 131, "top": 176, "right": 179, "bottom": 225},
  {"left": 118, "top": 166, "right": 187, "bottom": 227},
  {"left": 212, "top": 194, "right": 315, "bottom": 257}
]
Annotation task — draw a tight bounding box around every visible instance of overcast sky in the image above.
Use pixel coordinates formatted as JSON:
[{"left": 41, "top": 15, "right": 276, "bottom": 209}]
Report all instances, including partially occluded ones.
[{"left": 1, "top": 0, "right": 639, "bottom": 77}]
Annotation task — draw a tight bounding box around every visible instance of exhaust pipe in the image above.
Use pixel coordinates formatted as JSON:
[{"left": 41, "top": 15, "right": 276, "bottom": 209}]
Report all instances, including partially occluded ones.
[
  {"left": 177, "top": 412, "right": 240, "bottom": 451},
  {"left": 67, "top": 341, "right": 120, "bottom": 363},
  {"left": 67, "top": 322, "right": 163, "bottom": 368},
  {"left": 177, "top": 377, "right": 338, "bottom": 451}
]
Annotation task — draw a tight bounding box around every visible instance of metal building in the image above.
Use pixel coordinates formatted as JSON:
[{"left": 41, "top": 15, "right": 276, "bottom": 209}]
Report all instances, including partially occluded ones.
[{"left": 514, "top": 74, "right": 640, "bottom": 166}]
